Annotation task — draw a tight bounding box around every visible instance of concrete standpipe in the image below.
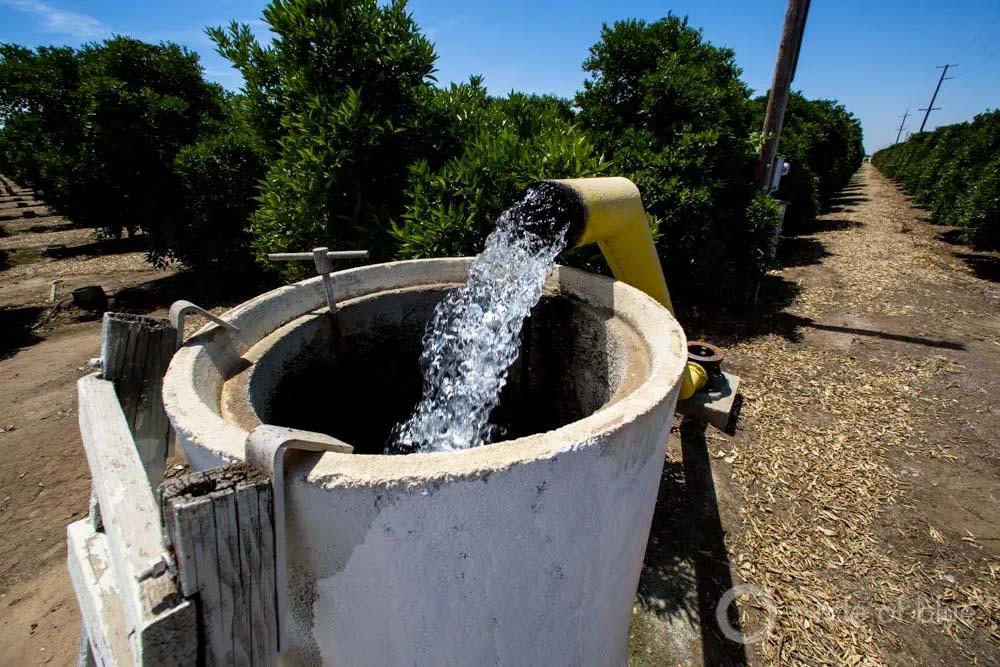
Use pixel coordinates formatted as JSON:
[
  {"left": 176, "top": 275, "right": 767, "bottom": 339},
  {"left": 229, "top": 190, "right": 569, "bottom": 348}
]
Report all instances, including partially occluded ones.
[{"left": 163, "top": 257, "right": 687, "bottom": 665}]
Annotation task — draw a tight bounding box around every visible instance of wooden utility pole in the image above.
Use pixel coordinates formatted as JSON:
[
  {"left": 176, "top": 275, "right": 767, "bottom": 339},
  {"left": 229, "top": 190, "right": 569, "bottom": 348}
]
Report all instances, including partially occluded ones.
[
  {"left": 918, "top": 64, "right": 957, "bottom": 133},
  {"left": 755, "top": 0, "right": 811, "bottom": 191},
  {"left": 894, "top": 109, "right": 909, "bottom": 144}
]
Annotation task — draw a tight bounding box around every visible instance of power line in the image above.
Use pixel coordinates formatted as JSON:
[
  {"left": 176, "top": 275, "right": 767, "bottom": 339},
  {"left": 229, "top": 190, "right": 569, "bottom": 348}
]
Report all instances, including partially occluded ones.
[
  {"left": 964, "top": 43, "right": 1000, "bottom": 77},
  {"left": 952, "top": 11, "right": 1000, "bottom": 61},
  {"left": 917, "top": 64, "right": 957, "bottom": 133}
]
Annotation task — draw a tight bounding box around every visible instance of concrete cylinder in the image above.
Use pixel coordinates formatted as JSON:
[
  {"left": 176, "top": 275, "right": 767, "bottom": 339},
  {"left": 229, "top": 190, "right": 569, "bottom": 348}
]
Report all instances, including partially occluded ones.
[{"left": 163, "top": 258, "right": 687, "bottom": 665}]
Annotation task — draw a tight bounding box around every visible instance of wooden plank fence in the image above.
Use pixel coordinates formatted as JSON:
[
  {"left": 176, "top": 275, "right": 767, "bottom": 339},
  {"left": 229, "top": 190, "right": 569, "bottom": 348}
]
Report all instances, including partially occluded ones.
[{"left": 71, "top": 309, "right": 279, "bottom": 666}]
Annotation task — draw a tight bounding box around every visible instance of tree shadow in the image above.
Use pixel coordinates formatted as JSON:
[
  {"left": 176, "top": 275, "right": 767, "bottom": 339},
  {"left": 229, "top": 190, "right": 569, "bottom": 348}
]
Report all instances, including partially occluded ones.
[
  {"left": 111, "top": 269, "right": 278, "bottom": 315},
  {"left": 936, "top": 229, "right": 967, "bottom": 247},
  {"left": 811, "top": 218, "right": 862, "bottom": 233},
  {"left": 47, "top": 235, "right": 145, "bottom": 259},
  {"left": 825, "top": 195, "right": 869, "bottom": 208},
  {"left": 954, "top": 253, "right": 1000, "bottom": 283},
  {"left": 0, "top": 208, "right": 44, "bottom": 221},
  {"left": 637, "top": 418, "right": 748, "bottom": 665},
  {"left": 776, "top": 237, "right": 830, "bottom": 267},
  {"left": 676, "top": 275, "right": 804, "bottom": 346},
  {"left": 0, "top": 306, "right": 43, "bottom": 359},
  {"left": 23, "top": 219, "right": 79, "bottom": 234}
]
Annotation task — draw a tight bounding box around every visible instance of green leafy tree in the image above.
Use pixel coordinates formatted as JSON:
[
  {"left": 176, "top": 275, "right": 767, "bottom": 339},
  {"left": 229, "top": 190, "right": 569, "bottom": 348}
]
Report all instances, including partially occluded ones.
[
  {"left": 75, "top": 38, "right": 225, "bottom": 253},
  {"left": 0, "top": 38, "right": 225, "bottom": 264},
  {"left": 576, "top": 14, "right": 779, "bottom": 301},
  {"left": 393, "top": 82, "right": 607, "bottom": 258},
  {"left": 0, "top": 44, "right": 85, "bottom": 203},
  {"left": 212, "top": 0, "right": 440, "bottom": 278},
  {"left": 874, "top": 109, "right": 1000, "bottom": 248},
  {"left": 173, "top": 119, "right": 266, "bottom": 271}
]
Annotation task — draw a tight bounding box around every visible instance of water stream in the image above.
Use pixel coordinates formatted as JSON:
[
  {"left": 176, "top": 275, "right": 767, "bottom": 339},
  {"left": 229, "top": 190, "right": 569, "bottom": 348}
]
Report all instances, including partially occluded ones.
[{"left": 388, "top": 184, "right": 574, "bottom": 453}]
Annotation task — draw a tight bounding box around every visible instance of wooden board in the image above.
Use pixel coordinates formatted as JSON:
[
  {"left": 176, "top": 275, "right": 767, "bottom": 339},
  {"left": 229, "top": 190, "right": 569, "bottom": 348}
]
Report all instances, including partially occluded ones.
[
  {"left": 67, "top": 520, "right": 132, "bottom": 666},
  {"left": 161, "top": 465, "right": 278, "bottom": 666},
  {"left": 77, "top": 373, "right": 196, "bottom": 664},
  {"left": 100, "top": 312, "right": 177, "bottom": 486}
]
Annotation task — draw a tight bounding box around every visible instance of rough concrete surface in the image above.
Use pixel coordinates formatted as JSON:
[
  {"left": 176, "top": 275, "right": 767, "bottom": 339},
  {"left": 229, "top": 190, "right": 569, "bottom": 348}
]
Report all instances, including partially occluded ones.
[{"left": 164, "top": 258, "right": 687, "bottom": 665}]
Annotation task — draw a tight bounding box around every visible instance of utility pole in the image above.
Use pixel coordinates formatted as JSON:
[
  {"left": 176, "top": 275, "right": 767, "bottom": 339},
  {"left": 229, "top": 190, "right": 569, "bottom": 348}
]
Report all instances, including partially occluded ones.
[
  {"left": 894, "top": 108, "right": 909, "bottom": 144},
  {"left": 918, "top": 64, "right": 957, "bottom": 133},
  {"left": 755, "top": 0, "right": 811, "bottom": 191}
]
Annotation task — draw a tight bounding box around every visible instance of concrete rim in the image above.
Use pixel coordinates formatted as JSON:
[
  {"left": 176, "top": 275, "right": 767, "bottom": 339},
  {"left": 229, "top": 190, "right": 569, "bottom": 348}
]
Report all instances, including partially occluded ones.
[{"left": 163, "top": 258, "right": 687, "bottom": 488}]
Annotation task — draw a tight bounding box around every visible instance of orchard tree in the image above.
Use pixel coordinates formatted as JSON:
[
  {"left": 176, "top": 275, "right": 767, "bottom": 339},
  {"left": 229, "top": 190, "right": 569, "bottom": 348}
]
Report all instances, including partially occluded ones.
[
  {"left": 393, "top": 82, "right": 607, "bottom": 259},
  {"left": 0, "top": 38, "right": 224, "bottom": 260},
  {"left": 0, "top": 44, "right": 85, "bottom": 201},
  {"left": 211, "top": 0, "right": 442, "bottom": 277},
  {"left": 576, "top": 14, "right": 779, "bottom": 300}
]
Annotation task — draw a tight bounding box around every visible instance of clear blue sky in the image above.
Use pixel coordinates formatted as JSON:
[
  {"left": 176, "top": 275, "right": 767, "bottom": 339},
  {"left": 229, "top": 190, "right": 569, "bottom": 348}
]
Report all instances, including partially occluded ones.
[{"left": 2, "top": 0, "right": 999, "bottom": 152}]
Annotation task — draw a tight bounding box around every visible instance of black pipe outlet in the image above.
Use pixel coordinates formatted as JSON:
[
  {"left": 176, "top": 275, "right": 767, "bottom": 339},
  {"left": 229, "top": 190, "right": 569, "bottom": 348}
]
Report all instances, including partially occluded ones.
[{"left": 513, "top": 181, "right": 587, "bottom": 247}]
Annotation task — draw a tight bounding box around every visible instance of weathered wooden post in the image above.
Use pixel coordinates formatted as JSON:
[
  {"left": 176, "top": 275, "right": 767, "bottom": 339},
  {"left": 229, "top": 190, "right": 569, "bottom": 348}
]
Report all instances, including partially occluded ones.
[
  {"left": 160, "top": 465, "right": 279, "bottom": 666},
  {"left": 72, "top": 374, "right": 195, "bottom": 665},
  {"left": 100, "top": 312, "right": 177, "bottom": 486}
]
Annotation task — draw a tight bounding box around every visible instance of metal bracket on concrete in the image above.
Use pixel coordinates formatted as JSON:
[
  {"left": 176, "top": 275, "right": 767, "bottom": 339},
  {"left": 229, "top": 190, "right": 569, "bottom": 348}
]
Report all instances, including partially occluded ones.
[
  {"left": 244, "top": 425, "right": 354, "bottom": 652},
  {"left": 676, "top": 371, "right": 741, "bottom": 432},
  {"left": 169, "top": 300, "right": 240, "bottom": 349},
  {"left": 266, "top": 248, "right": 370, "bottom": 317}
]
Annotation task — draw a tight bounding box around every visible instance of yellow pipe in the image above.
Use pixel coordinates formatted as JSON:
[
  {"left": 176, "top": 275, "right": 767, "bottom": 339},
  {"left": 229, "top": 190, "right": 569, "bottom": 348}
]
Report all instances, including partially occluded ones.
[
  {"left": 545, "top": 177, "right": 706, "bottom": 399},
  {"left": 678, "top": 361, "right": 708, "bottom": 400},
  {"left": 548, "top": 177, "right": 674, "bottom": 313}
]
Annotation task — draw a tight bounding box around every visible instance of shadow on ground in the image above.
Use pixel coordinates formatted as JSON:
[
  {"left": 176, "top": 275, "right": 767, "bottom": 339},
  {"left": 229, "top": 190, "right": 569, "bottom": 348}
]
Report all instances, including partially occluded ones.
[
  {"left": 49, "top": 235, "right": 145, "bottom": 259},
  {"left": 771, "top": 313, "right": 965, "bottom": 350},
  {"left": 675, "top": 276, "right": 802, "bottom": 348},
  {"left": 936, "top": 229, "right": 968, "bottom": 247},
  {"left": 111, "top": 270, "right": 278, "bottom": 315},
  {"left": 810, "top": 218, "right": 863, "bottom": 233},
  {"left": 777, "top": 237, "right": 830, "bottom": 267},
  {"left": 932, "top": 230, "right": 1000, "bottom": 282},
  {"left": 954, "top": 253, "right": 1000, "bottom": 283},
  {"left": 0, "top": 306, "right": 43, "bottom": 358},
  {"left": 636, "top": 418, "right": 748, "bottom": 665},
  {"left": 826, "top": 195, "right": 869, "bottom": 208}
]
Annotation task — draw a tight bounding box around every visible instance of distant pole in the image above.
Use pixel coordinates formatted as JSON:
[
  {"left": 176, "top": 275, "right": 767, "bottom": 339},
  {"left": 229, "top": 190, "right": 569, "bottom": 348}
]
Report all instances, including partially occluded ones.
[
  {"left": 756, "top": 0, "right": 811, "bottom": 192},
  {"left": 894, "top": 108, "right": 909, "bottom": 144},
  {"left": 918, "top": 64, "right": 957, "bottom": 133}
]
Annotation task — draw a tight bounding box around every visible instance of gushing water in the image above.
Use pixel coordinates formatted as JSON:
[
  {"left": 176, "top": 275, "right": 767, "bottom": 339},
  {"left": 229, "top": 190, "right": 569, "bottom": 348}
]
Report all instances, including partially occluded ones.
[{"left": 389, "top": 184, "right": 574, "bottom": 453}]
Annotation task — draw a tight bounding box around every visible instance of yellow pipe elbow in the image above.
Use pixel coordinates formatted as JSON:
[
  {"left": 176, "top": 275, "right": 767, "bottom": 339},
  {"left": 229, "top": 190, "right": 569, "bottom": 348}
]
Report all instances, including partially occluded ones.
[
  {"left": 678, "top": 361, "right": 708, "bottom": 400},
  {"left": 543, "top": 177, "right": 715, "bottom": 399},
  {"left": 547, "top": 177, "right": 674, "bottom": 313}
]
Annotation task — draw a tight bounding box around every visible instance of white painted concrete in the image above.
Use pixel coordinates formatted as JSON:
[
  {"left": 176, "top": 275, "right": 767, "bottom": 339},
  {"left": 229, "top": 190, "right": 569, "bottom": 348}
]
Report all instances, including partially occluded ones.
[{"left": 163, "top": 258, "right": 688, "bottom": 665}]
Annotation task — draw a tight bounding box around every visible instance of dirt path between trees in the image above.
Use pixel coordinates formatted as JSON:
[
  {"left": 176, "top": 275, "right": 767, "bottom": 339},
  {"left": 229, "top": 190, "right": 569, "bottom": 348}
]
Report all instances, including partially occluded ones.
[
  {"left": 632, "top": 163, "right": 999, "bottom": 665},
  {"left": 0, "top": 178, "right": 246, "bottom": 666}
]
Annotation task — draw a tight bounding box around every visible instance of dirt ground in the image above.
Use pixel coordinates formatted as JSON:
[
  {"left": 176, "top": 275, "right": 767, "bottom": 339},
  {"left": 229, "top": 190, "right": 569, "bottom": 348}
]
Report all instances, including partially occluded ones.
[
  {"left": 631, "top": 163, "right": 999, "bottom": 665},
  {"left": 0, "top": 179, "right": 255, "bottom": 666},
  {"left": 1, "top": 164, "right": 998, "bottom": 665}
]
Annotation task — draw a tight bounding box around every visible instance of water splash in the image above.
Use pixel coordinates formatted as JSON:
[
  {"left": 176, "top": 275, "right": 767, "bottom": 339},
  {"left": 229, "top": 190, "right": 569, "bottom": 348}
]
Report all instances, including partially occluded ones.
[{"left": 389, "top": 184, "right": 574, "bottom": 453}]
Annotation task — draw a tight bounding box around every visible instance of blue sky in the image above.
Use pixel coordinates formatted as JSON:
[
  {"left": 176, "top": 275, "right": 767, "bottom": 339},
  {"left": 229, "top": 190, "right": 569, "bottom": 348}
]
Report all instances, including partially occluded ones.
[{"left": 2, "top": 0, "right": 999, "bottom": 152}]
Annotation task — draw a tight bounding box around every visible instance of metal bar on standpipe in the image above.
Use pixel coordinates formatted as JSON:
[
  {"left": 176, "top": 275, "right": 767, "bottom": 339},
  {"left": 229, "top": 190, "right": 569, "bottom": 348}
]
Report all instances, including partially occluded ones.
[
  {"left": 311, "top": 247, "right": 341, "bottom": 320},
  {"left": 267, "top": 250, "right": 369, "bottom": 262},
  {"left": 266, "top": 246, "right": 369, "bottom": 347}
]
